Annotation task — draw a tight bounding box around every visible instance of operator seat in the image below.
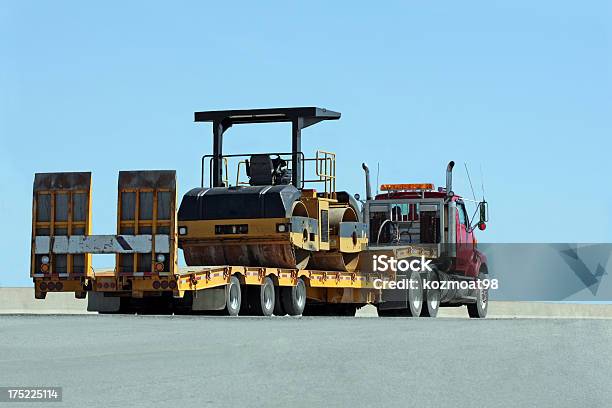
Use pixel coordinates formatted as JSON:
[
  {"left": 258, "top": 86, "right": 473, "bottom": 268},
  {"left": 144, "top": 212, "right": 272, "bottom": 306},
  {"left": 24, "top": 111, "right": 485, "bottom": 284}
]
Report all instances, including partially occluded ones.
[{"left": 248, "top": 154, "right": 274, "bottom": 186}]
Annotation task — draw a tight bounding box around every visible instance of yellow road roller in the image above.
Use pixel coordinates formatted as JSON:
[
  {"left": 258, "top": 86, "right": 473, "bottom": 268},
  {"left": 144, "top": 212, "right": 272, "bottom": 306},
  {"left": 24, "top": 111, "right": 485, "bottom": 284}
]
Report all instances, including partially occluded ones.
[{"left": 178, "top": 107, "right": 367, "bottom": 271}]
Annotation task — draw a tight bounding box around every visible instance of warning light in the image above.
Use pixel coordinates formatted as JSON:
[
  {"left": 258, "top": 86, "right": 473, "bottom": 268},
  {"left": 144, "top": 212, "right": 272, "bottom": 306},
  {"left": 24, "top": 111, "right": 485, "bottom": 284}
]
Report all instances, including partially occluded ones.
[
  {"left": 380, "top": 183, "right": 434, "bottom": 191},
  {"left": 155, "top": 262, "right": 165, "bottom": 272}
]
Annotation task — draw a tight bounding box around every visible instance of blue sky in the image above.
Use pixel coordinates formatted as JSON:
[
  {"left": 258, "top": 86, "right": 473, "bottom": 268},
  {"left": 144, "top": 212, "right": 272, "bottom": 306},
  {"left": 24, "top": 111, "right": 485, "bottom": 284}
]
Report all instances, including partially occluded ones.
[{"left": 1, "top": 1, "right": 611, "bottom": 286}]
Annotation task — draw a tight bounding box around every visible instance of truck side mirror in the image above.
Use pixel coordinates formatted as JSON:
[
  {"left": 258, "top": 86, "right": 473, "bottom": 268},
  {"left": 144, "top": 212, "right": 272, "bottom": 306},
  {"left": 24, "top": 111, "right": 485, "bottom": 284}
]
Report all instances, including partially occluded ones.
[{"left": 478, "top": 200, "right": 488, "bottom": 231}]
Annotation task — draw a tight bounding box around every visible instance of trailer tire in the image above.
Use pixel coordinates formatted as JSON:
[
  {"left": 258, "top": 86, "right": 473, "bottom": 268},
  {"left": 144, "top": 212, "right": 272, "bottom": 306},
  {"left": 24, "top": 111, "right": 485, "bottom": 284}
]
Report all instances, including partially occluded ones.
[
  {"left": 467, "top": 272, "right": 488, "bottom": 318},
  {"left": 225, "top": 275, "right": 242, "bottom": 316},
  {"left": 239, "top": 284, "right": 250, "bottom": 315},
  {"left": 273, "top": 285, "right": 286, "bottom": 316},
  {"left": 248, "top": 277, "right": 275, "bottom": 317},
  {"left": 420, "top": 287, "right": 440, "bottom": 317},
  {"left": 281, "top": 277, "right": 306, "bottom": 316}
]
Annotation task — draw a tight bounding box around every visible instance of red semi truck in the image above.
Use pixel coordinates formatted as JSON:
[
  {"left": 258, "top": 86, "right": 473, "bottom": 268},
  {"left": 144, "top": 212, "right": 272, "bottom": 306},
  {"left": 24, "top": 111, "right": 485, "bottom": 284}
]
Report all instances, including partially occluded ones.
[{"left": 361, "top": 161, "right": 490, "bottom": 318}]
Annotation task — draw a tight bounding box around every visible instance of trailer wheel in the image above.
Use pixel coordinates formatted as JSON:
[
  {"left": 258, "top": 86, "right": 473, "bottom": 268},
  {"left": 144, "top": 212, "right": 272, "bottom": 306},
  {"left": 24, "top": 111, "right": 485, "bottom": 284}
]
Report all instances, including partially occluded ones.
[
  {"left": 420, "top": 287, "right": 440, "bottom": 317},
  {"left": 467, "top": 272, "right": 488, "bottom": 318},
  {"left": 225, "top": 275, "right": 242, "bottom": 316},
  {"left": 248, "top": 277, "right": 275, "bottom": 316},
  {"left": 281, "top": 277, "right": 306, "bottom": 316}
]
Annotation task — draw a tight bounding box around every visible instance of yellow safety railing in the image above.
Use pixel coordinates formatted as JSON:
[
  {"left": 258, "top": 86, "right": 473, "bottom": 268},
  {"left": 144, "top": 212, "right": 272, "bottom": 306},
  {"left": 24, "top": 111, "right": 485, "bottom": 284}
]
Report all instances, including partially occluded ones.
[{"left": 303, "top": 150, "right": 336, "bottom": 198}]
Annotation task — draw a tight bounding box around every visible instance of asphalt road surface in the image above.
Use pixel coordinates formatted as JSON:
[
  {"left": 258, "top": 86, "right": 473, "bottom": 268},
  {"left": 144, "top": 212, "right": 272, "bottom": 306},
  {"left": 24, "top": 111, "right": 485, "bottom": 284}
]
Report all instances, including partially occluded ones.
[{"left": 1, "top": 315, "right": 611, "bottom": 407}]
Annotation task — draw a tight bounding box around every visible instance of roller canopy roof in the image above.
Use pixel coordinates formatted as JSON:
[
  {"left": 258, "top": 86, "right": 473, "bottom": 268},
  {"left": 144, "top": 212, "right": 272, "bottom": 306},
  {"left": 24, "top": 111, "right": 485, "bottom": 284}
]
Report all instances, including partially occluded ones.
[{"left": 194, "top": 107, "right": 340, "bottom": 128}]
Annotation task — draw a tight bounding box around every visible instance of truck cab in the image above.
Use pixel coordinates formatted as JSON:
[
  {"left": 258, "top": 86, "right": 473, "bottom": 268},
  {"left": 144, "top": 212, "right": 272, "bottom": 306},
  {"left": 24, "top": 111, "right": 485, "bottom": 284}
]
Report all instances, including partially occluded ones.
[
  {"left": 361, "top": 161, "right": 490, "bottom": 318},
  {"left": 366, "top": 187, "right": 484, "bottom": 277}
]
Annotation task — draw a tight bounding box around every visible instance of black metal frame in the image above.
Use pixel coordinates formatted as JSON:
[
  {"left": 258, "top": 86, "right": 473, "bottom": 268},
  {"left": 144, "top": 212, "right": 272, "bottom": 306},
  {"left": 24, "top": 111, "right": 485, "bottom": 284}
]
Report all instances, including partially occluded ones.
[{"left": 194, "top": 107, "right": 341, "bottom": 188}]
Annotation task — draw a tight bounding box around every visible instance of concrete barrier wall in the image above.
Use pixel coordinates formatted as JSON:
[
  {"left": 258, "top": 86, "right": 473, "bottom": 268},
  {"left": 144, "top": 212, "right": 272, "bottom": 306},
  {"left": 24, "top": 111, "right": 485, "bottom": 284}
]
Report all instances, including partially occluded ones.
[
  {"left": 1, "top": 287, "right": 611, "bottom": 317},
  {"left": 0, "top": 288, "right": 92, "bottom": 314}
]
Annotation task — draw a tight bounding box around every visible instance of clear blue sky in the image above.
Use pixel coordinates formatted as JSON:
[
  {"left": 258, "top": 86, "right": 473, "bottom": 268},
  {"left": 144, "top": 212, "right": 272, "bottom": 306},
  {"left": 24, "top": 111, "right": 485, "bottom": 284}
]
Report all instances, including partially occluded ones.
[{"left": 1, "top": 1, "right": 610, "bottom": 286}]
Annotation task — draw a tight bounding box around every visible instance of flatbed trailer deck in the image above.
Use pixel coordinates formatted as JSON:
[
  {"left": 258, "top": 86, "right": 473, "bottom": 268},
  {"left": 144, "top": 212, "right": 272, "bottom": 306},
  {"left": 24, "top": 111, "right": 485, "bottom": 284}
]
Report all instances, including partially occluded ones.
[{"left": 29, "top": 167, "right": 438, "bottom": 309}]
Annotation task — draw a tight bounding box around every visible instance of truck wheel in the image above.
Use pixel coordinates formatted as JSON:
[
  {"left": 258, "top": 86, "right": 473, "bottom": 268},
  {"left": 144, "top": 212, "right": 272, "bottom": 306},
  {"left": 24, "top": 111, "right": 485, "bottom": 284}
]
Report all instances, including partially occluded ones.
[
  {"left": 225, "top": 275, "right": 242, "bottom": 316},
  {"left": 281, "top": 277, "right": 307, "bottom": 316},
  {"left": 467, "top": 273, "right": 488, "bottom": 318},
  {"left": 273, "top": 285, "right": 286, "bottom": 316},
  {"left": 248, "top": 277, "right": 275, "bottom": 316},
  {"left": 406, "top": 270, "right": 423, "bottom": 317},
  {"left": 420, "top": 287, "right": 440, "bottom": 317}
]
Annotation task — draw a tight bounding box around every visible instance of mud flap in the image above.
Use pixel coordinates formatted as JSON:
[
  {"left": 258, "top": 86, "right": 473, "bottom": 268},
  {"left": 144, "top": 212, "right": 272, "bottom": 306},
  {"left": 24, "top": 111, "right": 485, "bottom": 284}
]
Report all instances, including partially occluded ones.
[
  {"left": 377, "top": 273, "right": 408, "bottom": 310},
  {"left": 87, "top": 291, "right": 121, "bottom": 312}
]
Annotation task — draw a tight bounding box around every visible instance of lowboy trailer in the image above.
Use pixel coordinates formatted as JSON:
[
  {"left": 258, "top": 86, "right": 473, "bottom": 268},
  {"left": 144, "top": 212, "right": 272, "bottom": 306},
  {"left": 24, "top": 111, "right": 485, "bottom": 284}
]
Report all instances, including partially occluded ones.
[{"left": 30, "top": 107, "right": 490, "bottom": 318}]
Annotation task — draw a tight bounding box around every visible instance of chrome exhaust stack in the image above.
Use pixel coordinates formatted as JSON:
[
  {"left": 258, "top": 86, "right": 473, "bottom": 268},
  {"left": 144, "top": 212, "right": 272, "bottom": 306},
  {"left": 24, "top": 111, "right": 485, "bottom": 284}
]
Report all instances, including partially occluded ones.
[
  {"left": 445, "top": 161, "right": 456, "bottom": 257},
  {"left": 445, "top": 161, "right": 455, "bottom": 197},
  {"left": 362, "top": 162, "right": 372, "bottom": 201}
]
